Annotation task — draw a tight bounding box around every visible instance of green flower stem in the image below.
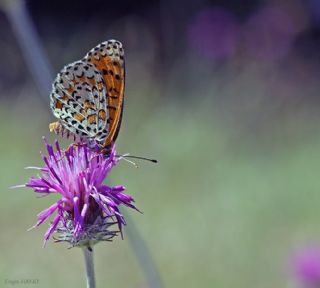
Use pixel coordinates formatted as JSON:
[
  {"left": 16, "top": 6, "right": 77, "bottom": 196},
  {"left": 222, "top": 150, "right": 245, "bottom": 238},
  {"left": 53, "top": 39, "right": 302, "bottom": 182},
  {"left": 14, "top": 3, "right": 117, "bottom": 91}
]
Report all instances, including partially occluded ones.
[{"left": 82, "top": 247, "right": 96, "bottom": 288}]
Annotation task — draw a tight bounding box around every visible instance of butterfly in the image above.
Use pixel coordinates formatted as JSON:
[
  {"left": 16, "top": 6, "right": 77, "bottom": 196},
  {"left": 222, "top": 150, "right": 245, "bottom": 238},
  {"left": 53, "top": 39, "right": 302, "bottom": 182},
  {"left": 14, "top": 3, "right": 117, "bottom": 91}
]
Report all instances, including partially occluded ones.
[{"left": 49, "top": 40, "right": 125, "bottom": 154}]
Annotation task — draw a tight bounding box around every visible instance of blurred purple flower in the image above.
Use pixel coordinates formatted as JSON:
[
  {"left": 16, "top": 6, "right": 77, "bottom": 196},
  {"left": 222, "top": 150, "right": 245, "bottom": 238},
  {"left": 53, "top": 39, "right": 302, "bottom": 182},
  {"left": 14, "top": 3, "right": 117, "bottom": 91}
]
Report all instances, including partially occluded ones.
[
  {"left": 187, "top": 7, "right": 238, "bottom": 60},
  {"left": 291, "top": 245, "right": 320, "bottom": 287},
  {"left": 244, "top": 5, "right": 297, "bottom": 60},
  {"left": 16, "top": 139, "right": 138, "bottom": 247}
]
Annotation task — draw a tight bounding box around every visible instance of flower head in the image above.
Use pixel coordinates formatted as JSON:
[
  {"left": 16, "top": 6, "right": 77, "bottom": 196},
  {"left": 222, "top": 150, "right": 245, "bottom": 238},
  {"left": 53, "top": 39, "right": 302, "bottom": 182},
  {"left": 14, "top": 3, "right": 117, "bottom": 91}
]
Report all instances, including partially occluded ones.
[{"left": 18, "top": 139, "right": 138, "bottom": 247}]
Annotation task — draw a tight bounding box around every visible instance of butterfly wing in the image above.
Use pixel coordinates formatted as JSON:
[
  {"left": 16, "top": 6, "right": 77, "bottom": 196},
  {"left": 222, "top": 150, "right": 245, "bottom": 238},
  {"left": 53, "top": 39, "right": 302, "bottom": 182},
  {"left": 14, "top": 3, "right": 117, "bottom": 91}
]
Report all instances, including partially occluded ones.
[
  {"left": 83, "top": 40, "right": 125, "bottom": 149},
  {"left": 50, "top": 61, "right": 109, "bottom": 146}
]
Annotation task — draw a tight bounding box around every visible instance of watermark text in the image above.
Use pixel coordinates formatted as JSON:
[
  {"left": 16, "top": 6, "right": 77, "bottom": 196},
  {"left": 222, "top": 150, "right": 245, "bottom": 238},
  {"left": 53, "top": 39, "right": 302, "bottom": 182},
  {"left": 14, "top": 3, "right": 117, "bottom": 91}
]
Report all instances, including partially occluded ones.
[{"left": 4, "top": 279, "right": 39, "bottom": 285}]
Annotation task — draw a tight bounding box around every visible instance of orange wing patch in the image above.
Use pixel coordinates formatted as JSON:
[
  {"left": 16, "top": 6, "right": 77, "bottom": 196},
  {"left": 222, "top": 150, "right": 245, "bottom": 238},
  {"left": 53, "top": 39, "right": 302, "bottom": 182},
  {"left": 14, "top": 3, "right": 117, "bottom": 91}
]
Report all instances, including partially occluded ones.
[{"left": 83, "top": 40, "right": 125, "bottom": 149}]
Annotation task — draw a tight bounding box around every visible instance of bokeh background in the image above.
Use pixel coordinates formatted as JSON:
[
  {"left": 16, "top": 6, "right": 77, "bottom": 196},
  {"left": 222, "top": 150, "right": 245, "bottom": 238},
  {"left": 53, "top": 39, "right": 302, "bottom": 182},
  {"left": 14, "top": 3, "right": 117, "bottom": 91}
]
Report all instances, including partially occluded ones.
[{"left": 1, "top": 0, "right": 320, "bottom": 287}]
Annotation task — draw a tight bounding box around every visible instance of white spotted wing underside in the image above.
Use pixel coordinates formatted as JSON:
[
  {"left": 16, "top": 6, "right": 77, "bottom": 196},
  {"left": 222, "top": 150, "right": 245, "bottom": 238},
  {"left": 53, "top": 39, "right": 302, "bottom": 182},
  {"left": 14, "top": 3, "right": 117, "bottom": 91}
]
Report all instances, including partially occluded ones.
[
  {"left": 50, "top": 61, "right": 109, "bottom": 146},
  {"left": 50, "top": 40, "right": 125, "bottom": 150}
]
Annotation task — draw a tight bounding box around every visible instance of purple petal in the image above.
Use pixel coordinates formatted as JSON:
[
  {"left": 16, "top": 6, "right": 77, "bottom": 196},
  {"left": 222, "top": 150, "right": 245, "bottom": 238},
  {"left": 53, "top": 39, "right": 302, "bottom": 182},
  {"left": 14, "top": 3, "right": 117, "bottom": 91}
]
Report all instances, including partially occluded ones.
[
  {"left": 73, "top": 197, "right": 80, "bottom": 224},
  {"left": 10, "top": 184, "right": 26, "bottom": 189},
  {"left": 43, "top": 214, "right": 61, "bottom": 246},
  {"left": 28, "top": 201, "right": 60, "bottom": 231},
  {"left": 75, "top": 203, "right": 88, "bottom": 235},
  {"left": 43, "top": 156, "right": 62, "bottom": 185},
  {"left": 91, "top": 193, "right": 113, "bottom": 217},
  {"left": 55, "top": 139, "right": 62, "bottom": 156}
]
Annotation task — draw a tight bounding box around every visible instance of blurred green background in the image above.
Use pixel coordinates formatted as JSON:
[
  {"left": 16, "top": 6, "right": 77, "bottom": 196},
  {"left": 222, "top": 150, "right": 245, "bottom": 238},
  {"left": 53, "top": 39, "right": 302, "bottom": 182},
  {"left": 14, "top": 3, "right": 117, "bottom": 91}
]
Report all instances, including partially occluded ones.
[{"left": 1, "top": 0, "right": 320, "bottom": 287}]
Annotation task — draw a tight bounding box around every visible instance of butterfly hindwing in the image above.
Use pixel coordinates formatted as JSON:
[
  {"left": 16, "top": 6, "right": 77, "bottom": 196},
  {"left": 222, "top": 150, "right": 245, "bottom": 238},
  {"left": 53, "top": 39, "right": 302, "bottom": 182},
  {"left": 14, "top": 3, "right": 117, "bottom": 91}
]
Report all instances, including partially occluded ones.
[{"left": 50, "top": 61, "right": 109, "bottom": 144}]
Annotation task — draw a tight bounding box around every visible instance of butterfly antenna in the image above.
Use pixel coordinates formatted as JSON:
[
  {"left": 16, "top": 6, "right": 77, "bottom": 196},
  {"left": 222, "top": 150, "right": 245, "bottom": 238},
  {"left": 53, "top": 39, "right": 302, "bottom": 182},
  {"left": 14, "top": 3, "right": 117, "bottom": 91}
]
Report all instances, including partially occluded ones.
[
  {"left": 117, "top": 154, "right": 139, "bottom": 168},
  {"left": 116, "top": 154, "right": 158, "bottom": 164}
]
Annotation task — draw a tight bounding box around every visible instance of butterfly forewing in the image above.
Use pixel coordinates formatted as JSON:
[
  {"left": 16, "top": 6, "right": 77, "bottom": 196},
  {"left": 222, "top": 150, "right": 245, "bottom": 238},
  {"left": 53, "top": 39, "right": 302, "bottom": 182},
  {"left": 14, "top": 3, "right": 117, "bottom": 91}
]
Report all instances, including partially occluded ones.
[{"left": 83, "top": 40, "right": 125, "bottom": 148}]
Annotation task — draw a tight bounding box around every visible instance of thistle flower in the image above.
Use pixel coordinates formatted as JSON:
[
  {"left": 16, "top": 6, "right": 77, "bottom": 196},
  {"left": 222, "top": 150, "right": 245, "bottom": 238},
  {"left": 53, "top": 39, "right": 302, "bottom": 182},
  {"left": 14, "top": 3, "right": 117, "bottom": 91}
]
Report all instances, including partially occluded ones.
[{"left": 17, "top": 139, "right": 138, "bottom": 247}]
